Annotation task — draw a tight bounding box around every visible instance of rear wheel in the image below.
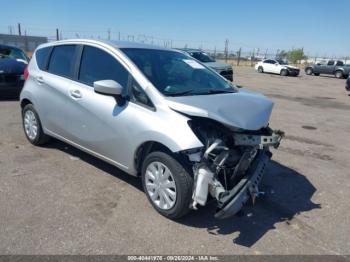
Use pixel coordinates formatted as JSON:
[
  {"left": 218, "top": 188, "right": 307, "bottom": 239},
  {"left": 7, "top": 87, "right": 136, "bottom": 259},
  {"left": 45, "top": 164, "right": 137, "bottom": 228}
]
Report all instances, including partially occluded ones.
[
  {"left": 305, "top": 68, "right": 313, "bottom": 75},
  {"left": 22, "top": 104, "right": 50, "bottom": 145},
  {"left": 280, "top": 69, "right": 288, "bottom": 76},
  {"left": 141, "top": 151, "right": 193, "bottom": 219},
  {"left": 258, "top": 66, "right": 264, "bottom": 73},
  {"left": 335, "top": 70, "right": 344, "bottom": 79}
]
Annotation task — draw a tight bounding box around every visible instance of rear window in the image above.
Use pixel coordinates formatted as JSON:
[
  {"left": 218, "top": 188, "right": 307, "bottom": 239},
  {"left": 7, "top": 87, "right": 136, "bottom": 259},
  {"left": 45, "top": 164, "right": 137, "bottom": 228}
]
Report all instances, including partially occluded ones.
[
  {"left": 48, "top": 45, "right": 77, "bottom": 78},
  {"left": 35, "top": 47, "right": 50, "bottom": 70},
  {"left": 0, "top": 46, "right": 28, "bottom": 61}
]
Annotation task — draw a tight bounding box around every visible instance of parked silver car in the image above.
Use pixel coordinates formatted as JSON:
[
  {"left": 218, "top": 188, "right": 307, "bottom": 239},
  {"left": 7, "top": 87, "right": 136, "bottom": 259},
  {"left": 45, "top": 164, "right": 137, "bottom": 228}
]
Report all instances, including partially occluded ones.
[{"left": 20, "top": 39, "right": 283, "bottom": 219}]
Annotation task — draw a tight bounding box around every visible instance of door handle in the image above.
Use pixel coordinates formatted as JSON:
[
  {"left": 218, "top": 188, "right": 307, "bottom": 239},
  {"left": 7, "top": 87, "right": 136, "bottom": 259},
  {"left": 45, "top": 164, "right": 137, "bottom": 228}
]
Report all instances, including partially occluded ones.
[
  {"left": 69, "top": 89, "right": 82, "bottom": 99},
  {"left": 36, "top": 76, "right": 45, "bottom": 84}
]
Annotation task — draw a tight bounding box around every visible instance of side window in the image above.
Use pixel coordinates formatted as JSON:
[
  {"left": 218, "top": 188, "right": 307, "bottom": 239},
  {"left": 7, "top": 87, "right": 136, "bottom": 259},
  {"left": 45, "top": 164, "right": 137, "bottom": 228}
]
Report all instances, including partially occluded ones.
[
  {"left": 35, "top": 47, "right": 50, "bottom": 70},
  {"left": 130, "top": 78, "right": 154, "bottom": 109},
  {"left": 327, "top": 60, "right": 335, "bottom": 66},
  {"left": 79, "top": 46, "right": 128, "bottom": 87},
  {"left": 264, "top": 60, "right": 274, "bottom": 64},
  {"left": 48, "top": 45, "right": 76, "bottom": 78},
  {"left": 336, "top": 61, "right": 344, "bottom": 66}
]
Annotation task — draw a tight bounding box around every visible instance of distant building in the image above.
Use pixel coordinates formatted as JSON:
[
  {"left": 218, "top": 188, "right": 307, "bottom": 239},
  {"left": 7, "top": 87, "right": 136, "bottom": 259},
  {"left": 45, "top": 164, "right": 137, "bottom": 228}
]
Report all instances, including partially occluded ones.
[{"left": 0, "top": 34, "right": 47, "bottom": 53}]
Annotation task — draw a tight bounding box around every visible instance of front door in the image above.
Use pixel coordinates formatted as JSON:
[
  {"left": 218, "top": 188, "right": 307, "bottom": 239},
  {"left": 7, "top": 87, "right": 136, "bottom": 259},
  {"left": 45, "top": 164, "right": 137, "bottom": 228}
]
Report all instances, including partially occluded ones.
[{"left": 63, "top": 45, "right": 132, "bottom": 168}]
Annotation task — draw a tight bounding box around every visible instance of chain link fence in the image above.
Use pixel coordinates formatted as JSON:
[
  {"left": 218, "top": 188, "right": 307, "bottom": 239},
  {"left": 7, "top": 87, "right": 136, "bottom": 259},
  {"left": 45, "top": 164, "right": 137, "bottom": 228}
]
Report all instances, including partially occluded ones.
[{"left": 1, "top": 25, "right": 349, "bottom": 68}]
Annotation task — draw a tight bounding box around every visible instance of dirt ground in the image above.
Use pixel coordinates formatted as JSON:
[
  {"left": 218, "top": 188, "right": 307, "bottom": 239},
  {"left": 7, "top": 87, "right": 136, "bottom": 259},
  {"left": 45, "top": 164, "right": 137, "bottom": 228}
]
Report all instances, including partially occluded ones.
[{"left": 0, "top": 67, "right": 349, "bottom": 255}]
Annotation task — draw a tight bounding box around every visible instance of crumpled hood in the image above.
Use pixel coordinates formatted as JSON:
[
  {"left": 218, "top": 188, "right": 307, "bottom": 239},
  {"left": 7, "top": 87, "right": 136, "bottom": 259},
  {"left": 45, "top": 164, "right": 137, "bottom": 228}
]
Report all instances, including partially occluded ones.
[
  {"left": 165, "top": 89, "right": 274, "bottom": 130},
  {"left": 204, "top": 61, "right": 231, "bottom": 70},
  {"left": 284, "top": 65, "right": 299, "bottom": 70}
]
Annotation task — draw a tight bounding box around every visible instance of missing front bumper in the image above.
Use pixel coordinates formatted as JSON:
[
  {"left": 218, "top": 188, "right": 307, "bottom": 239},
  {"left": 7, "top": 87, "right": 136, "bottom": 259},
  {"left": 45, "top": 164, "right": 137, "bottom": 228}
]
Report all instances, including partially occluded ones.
[{"left": 214, "top": 151, "right": 271, "bottom": 219}]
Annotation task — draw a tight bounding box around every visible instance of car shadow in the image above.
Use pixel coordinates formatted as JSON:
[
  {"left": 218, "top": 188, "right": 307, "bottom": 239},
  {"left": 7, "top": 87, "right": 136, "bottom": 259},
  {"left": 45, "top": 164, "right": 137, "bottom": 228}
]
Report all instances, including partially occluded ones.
[
  {"left": 44, "top": 138, "right": 143, "bottom": 191},
  {"left": 43, "top": 139, "right": 320, "bottom": 247},
  {"left": 176, "top": 160, "right": 321, "bottom": 247},
  {"left": 259, "top": 72, "right": 300, "bottom": 77},
  {"left": 317, "top": 75, "right": 345, "bottom": 79}
]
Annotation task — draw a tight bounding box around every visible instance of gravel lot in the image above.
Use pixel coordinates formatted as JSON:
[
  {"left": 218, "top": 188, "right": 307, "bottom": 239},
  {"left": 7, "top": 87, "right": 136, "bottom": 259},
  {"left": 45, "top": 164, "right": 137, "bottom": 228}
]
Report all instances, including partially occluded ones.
[{"left": 0, "top": 67, "right": 349, "bottom": 255}]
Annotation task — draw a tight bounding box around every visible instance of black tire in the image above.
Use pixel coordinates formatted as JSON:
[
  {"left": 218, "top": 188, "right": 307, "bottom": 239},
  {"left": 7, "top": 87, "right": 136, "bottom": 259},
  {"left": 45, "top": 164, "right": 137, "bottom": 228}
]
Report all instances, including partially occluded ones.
[
  {"left": 280, "top": 69, "right": 288, "bottom": 76},
  {"left": 258, "top": 66, "right": 264, "bottom": 73},
  {"left": 314, "top": 73, "right": 320, "bottom": 76},
  {"left": 141, "top": 151, "right": 193, "bottom": 219},
  {"left": 335, "top": 70, "right": 344, "bottom": 79},
  {"left": 305, "top": 68, "right": 313, "bottom": 75},
  {"left": 22, "top": 104, "right": 50, "bottom": 145}
]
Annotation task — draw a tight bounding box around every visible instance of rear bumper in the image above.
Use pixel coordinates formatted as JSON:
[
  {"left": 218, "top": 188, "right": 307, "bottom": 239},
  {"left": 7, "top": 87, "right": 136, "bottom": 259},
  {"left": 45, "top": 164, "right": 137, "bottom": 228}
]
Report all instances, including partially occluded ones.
[
  {"left": 0, "top": 82, "right": 24, "bottom": 94},
  {"left": 215, "top": 151, "right": 271, "bottom": 219},
  {"left": 0, "top": 74, "right": 24, "bottom": 95}
]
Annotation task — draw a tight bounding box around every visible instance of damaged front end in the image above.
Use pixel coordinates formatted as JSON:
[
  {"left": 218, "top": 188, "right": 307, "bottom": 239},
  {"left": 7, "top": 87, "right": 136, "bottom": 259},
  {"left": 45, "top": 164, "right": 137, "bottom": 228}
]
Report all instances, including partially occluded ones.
[{"left": 186, "top": 118, "right": 284, "bottom": 219}]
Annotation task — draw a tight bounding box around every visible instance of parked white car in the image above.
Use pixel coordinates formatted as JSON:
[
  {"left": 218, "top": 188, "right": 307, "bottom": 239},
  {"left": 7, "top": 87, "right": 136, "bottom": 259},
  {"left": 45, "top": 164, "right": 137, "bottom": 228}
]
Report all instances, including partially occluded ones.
[{"left": 255, "top": 59, "right": 300, "bottom": 76}]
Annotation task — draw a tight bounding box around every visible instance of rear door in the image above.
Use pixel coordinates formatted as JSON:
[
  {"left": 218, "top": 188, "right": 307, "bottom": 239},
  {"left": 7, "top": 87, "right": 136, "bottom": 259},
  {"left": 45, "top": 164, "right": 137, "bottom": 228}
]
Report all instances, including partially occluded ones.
[
  {"left": 321, "top": 60, "right": 335, "bottom": 74},
  {"left": 33, "top": 44, "right": 79, "bottom": 137}
]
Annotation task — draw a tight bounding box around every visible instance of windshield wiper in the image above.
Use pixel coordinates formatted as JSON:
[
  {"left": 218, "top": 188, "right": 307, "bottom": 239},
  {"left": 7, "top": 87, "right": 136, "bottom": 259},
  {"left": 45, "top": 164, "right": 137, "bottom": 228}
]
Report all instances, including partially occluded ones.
[
  {"left": 164, "top": 89, "right": 194, "bottom": 96},
  {"left": 198, "top": 89, "right": 236, "bottom": 95}
]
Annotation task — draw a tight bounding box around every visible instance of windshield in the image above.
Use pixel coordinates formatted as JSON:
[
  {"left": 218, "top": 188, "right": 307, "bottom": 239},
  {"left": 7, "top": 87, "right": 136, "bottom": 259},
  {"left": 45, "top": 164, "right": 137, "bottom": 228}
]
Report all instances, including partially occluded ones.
[
  {"left": 0, "top": 46, "right": 28, "bottom": 61},
  {"left": 190, "top": 52, "right": 216, "bottom": 63},
  {"left": 121, "top": 48, "right": 235, "bottom": 96},
  {"left": 276, "top": 59, "right": 288, "bottom": 65}
]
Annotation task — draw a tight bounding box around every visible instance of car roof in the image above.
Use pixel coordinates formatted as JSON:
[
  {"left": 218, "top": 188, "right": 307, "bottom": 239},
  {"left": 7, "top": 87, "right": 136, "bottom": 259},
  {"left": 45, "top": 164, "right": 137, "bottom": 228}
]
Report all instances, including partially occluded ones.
[
  {"left": 0, "top": 44, "right": 24, "bottom": 52},
  {"left": 38, "top": 39, "right": 177, "bottom": 52}
]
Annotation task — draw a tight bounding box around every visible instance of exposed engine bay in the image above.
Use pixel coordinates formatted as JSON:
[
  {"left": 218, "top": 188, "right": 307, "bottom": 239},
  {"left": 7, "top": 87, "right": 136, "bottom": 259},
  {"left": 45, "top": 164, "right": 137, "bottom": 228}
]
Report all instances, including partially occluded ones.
[{"left": 185, "top": 117, "right": 284, "bottom": 219}]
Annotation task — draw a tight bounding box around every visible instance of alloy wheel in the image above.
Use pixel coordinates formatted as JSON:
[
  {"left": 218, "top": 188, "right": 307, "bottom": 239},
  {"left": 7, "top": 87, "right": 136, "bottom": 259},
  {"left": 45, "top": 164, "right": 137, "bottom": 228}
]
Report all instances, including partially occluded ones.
[{"left": 24, "top": 110, "right": 38, "bottom": 140}]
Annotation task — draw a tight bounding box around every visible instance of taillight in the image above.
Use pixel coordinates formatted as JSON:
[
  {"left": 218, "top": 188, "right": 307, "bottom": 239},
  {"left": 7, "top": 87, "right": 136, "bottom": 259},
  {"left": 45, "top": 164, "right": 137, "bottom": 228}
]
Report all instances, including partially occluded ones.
[{"left": 24, "top": 66, "right": 29, "bottom": 81}]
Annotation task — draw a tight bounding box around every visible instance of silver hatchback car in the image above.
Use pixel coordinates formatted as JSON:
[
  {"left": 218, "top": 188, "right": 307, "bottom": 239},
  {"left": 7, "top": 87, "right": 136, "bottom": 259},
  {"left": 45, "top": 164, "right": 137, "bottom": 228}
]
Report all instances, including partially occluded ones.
[{"left": 20, "top": 39, "right": 283, "bottom": 219}]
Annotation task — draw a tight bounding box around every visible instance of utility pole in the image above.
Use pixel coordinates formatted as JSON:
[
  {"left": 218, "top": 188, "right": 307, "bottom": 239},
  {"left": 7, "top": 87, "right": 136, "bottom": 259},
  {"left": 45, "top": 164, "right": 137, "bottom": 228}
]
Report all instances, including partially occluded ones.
[
  {"left": 264, "top": 48, "right": 268, "bottom": 59},
  {"left": 237, "top": 47, "right": 241, "bottom": 66},
  {"left": 56, "top": 28, "right": 59, "bottom": 41},
  {"left": 224, "top": 39, "right": 229, "bottom": 63},
  {"left": 108, "top": 29, "right": 111, "bottom": 40},
  {"left": 251, "top": 49, "right": 255, "bottom": 67},
  {"left": 118, "top": 32, "right": 121, "bottom": 41},
  {"left": 276, "top": 49, "right": 280, "bottom": 59},
  {"left": 18, "top": 23, "right": 21, "bottom": 36}
]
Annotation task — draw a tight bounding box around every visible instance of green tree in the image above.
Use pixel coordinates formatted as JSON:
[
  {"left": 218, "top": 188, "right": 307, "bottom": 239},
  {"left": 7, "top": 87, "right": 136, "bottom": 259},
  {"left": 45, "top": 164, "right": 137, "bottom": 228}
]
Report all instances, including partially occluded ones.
[{"left": 287, "top": 48, "right": 307, "bottom": 64}]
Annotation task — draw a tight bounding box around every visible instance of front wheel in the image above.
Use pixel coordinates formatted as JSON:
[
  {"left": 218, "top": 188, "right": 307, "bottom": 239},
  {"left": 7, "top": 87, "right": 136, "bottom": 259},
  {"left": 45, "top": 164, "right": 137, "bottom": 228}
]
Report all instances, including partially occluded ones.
[
  {"left": 305, "top": 68, "right": 313, "bottom": 75},
  {"left": 280, "top": 69, "right": 288, "bottom": 76},
  {"left": 142, "top": 151, "right": 193, "bottom": 219},
  {"left": 258, "top": 66, "right": 264, "bottom": 73},
  {"left": 22, "top": 104, "right": 50, "bottom": 145}
]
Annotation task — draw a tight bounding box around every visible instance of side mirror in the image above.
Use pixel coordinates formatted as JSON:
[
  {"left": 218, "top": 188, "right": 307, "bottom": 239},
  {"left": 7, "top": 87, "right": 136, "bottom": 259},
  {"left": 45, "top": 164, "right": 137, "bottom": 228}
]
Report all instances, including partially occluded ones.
[{"left": 93, "top": 80, "right": 123, "bottom": 96}]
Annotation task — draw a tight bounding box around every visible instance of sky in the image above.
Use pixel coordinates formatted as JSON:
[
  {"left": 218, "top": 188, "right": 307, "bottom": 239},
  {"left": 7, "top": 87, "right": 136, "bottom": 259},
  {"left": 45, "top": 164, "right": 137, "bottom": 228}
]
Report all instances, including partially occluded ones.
[{"left": 1, "top": 0, "right": 349, "bottom": 57}]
